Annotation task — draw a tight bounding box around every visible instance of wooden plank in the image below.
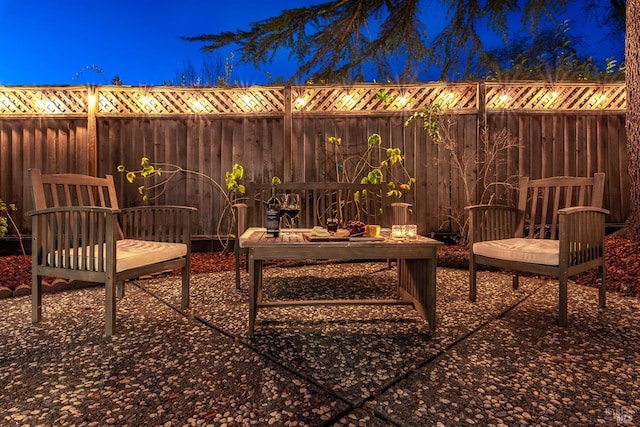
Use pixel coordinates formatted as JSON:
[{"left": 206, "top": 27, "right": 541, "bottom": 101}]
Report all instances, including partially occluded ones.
[{"left": 517, "top": 115, "right": 531, "bottom": 182}]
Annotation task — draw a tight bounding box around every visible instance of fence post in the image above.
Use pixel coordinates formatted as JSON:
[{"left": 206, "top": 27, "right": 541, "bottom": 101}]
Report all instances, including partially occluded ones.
[
  {"left": 283, "top": 86, "right": 293, "bottom": 181},
  {"left": 475, "top": 82, "right": 487, "bottom": 205},
  {"left": 87, "top": 85, "right": 98, "bottom": 176}
]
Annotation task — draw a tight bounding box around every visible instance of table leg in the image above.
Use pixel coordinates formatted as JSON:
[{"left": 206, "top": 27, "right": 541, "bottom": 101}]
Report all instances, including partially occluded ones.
[
  {"left": 425, "top": 257, "right": 437, "bottom": 333},
  {"left": 398, "top": 257, "right": 437, "bottom": 333},
  {"left": 248, "top": 250, "right": 257, "bottom": 338}
]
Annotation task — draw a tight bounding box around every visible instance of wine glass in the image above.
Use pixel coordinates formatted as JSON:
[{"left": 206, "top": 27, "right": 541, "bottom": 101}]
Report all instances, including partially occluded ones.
[
  {"left": 276, "top": 193, "right": 290, "bottom": 230},
  {"left": 286, "top": 194, "right": 300, "bottom": 228}
]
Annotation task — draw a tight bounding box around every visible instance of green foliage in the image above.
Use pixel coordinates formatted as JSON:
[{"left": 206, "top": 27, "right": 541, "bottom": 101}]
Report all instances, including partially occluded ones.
[
  {"left": 405, "top": 104, "right": 442, "bottom": 142},
  {"left": 181, "top": 0, "right": 596, "bottom": 82},
  {"left": 0, "top": 199, "right": 26, "bottom": 255},
  {"left": 329, "top": 133, "right": 414, "bottom": 200},
  {"left": 118, "top": 159, "right": 246, "bottom": 250},
  {"left": 376, "top": 90, "right": 395, "bottom": 103},
  {"left": 482, "top": 20, "right": 625, "bottom": 81},
  {"left": 225, "top": 163, "right": 245, "bottom": 195},
  {"left": 0, "top": 199, "right": 16, "bottom": 238}
]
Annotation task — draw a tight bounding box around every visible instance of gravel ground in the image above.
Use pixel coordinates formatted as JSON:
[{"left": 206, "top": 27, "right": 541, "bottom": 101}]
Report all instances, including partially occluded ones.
[{"left": 1, "top": 263, "right": 639, "bottom": 426}]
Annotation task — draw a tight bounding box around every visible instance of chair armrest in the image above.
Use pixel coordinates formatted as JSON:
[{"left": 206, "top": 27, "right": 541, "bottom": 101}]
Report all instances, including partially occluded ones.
[
  {"left": 558, "top": 206, "right": 609, "bottom": 267},
  {"left": 119, "top": 205, "right": 197, "bottom": 243},
  {"left": 465, "top": 204, "right": 519, "bottom": 245},
  {"left": 27, "top": 206, "right": 120, "bottom": 217},
  {"left": 558, "top": 206, "right": 610, "bottom": 216}
]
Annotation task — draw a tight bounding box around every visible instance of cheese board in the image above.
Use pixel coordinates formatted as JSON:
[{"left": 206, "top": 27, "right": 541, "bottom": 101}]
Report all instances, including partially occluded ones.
[
  {"left": 302, "top": 233, "right": 349, "bottom": 242},
  {"left": 302, "top": 233, "right": 385, "bottom": 242}
]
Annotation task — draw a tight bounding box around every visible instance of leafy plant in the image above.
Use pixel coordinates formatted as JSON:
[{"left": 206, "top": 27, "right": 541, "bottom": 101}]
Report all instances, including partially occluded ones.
[
  {"left": 117, "top": 158, "right": 245, "bottom": 250},
  {"left": 327, "top": 133, "right": 415, "bottom": 198},
  {"left": 405, "top": 104, "right": 519, "bottom": 242},
  {"left": 404, "top": 104, "right": 442, "bottom": 142},
  {"left": 0, "top": 199, "right": 26, "bottom": 256},
  {"left": 324, "top": 133, "right": 415, "bottom": 222}
]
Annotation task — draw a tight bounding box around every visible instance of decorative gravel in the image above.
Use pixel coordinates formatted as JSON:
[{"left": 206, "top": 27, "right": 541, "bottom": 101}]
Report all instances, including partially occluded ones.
[{"left": 1, "top": 262, "right": 638, "bottom": 426}]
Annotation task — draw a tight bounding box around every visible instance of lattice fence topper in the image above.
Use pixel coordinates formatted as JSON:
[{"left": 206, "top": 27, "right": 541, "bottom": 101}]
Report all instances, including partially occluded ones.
[
  {"left": 0, "top": 83, "right": 627, "bottom": 116},
  {"left": 0, "top": 87, "right": 88, "bottom": 116},
  {"left": 485, "top": 82, "right": 626, "bottom": 111},
  {"left": 291, "top": 84, "right": 478, "bottom": 113},
  {"left": 97, "top": 86, "right": 286, "bottom": 116}
]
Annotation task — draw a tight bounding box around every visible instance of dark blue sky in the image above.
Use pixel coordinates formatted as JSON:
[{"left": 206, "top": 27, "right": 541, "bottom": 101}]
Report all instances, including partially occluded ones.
[{"left": 0, "top": 1, "right": 623, "bottom": 86}]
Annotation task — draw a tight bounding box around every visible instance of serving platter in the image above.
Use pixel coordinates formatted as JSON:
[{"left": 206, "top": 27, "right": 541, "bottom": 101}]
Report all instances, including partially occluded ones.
[{"left": 302, "top": 233, "right": 385, "bottom": 242}]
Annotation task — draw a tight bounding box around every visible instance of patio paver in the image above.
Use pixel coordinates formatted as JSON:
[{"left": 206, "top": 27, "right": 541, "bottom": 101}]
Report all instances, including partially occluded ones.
[{"left": 1, "top": 263, "right": 638, "bottom": 426}]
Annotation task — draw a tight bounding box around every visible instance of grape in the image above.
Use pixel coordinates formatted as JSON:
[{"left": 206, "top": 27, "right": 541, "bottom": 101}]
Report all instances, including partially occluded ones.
[{"left": 345, "top": 220, "right": 366, "bottom": 235}]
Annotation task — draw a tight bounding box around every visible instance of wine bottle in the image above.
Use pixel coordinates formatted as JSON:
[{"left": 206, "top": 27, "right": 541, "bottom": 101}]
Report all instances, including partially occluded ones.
[{"left": 266, "top": 185, "right": 280, "bottom": 237}]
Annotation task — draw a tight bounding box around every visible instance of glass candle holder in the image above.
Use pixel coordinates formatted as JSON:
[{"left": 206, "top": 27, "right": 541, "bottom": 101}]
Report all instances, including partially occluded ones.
[
  {"left": 405, "top": 224, "right": 418, "bottom": 240},
  {"left": 391, "top": 225, "right": 404, "bottom": 240}
]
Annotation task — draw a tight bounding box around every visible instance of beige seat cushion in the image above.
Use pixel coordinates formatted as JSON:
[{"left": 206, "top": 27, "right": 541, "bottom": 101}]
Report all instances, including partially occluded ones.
[
  {"left": 473, "top": 238, "right": 559, "bottom": 266},
  {"left": 50, "top": 239, "right": 187, "bottom": 272}
]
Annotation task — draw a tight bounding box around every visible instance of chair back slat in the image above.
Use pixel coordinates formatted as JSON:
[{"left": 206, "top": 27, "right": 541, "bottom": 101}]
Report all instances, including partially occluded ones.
[
  {"left": 516, "top": 173, "right": 605, "bottom": 239},
  {"left": 30, "top": 170, "right": 119, "bottom": 210}
]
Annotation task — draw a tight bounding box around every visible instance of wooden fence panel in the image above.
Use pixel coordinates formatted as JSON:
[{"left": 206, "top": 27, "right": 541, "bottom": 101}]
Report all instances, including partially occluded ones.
[
  {"left": 96, "top": 116, "right": 285, "bottom": 237},
  {"left": 0, "top": 118, "right": 91, "bottom": 231},
  {"left": 0, "top": 84, "right": 631, "bottom": 243},
  {"left": 485, "top": 113, "right": 629, "bottom": 225}
]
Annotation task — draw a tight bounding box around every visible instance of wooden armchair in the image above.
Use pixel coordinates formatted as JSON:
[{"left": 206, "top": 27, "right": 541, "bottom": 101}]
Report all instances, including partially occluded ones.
[
  {"left": 28, "top": 169, "right": 196, "bottom": 336},
  {"left": 466, "top": 173, "right": 608, "bottom": 325}
]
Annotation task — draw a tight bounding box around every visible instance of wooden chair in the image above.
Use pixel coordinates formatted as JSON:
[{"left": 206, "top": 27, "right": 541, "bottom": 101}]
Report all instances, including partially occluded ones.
[
  {"left": 28, "top": 169, "right": 196, "bottom": 336},
  {"left": 466, "top": 173, "right": 608, "bottom": 325}
]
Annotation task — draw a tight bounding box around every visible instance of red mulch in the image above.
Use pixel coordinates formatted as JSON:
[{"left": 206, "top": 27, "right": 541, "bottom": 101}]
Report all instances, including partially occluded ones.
[{"left": 1, "top": 236, "right": 639, "bottom": 297}]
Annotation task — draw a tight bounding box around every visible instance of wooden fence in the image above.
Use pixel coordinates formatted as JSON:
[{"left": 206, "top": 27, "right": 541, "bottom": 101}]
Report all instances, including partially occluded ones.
[{"left": 0, "top": 83, "right": 629, "bottom": 241}]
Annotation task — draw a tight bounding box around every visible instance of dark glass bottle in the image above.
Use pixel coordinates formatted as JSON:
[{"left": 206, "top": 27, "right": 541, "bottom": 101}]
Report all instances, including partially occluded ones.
[{"left": 266, "top": 185, "right": 280, "bottom": 237}]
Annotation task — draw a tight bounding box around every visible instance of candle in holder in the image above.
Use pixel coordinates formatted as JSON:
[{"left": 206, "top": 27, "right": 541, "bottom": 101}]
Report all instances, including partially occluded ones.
[
  {"left": 391, "top": 225, "right": 404, "bottom": 240},
  {"left": 405, "top": 224, "right": 418, "bottom": 240}
]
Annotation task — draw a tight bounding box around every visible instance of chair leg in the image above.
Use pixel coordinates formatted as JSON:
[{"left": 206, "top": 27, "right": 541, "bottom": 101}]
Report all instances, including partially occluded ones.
[
  {"left": 469, "top": 257, "right": 477, "bottom": 302},
  {"left": 558, "top": 274, "right": 568, "bottom": 326},
  {"left": 116, "top": 281, "right": 125, "bottom": 299},
  {"left": 235, "top": 247, "right": 241, "bottom": 289},
  {"left": 105, "top": 279, "right": 117, "bottom": 337},
  {"left": 512, "top": 274, "right": 520, "bottom": 290},
  {"left": 598, "top": 263, "right": 606, "bottom": 309},
  {"left": 181, "top": 265, "right": 190, "bottom": 309},
  {"left": 32, "top": 274, "right": 42, "bottom": 323}
]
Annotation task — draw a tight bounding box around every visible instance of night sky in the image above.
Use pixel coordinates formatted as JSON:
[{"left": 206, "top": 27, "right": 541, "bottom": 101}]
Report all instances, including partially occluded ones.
[{"left": 0, "top": 0, "right": 623, "bottom": 86}]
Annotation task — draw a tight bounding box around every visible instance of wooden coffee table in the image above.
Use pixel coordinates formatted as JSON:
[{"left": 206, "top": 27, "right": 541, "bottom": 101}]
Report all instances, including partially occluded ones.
[{"left": 239, "top": 228, "right": 443, "bottom": 337}]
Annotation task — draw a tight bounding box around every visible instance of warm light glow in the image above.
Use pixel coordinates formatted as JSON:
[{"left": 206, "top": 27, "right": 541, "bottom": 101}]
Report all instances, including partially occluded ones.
[
  {"left": 295, "top": 97, "right": 306, "bottom": 107},
  {"left": 541, "top": 90, "right": 559, "bottom": 108},
  {"left": 190, "top": 98, "right": 207, "bottom": 113},
  {"left": 397, "top": 96, "right": 409, "bottom": 107},
  {"left": 240, "top": 94, "right": 255, "bottom": 108},
  {"left": 36, "top": 98, "right": 60, "bottom": 113},
  {"left": 139, "top": 95, "right": 155, "bottom": 111},
  {"left": 342, "top": 93, "right": 356, "bottom": 108},
  {"left": 88, "top": 93, "right": 96, "bottom": 107},
  {"left": 437, "top": 90, "right": 456, "bottom": 108},
  {"left": 405, "top": 224, "right": 418, "bottom": 240},
  {"left": 590, "top": 91, "right": 607, "bottom": 107},
  {"left": 392, "top": 225, "right": 404, "bottom": 240},
  {"left": 0, "top": 94, "right": 9, "bottom": 112}
]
